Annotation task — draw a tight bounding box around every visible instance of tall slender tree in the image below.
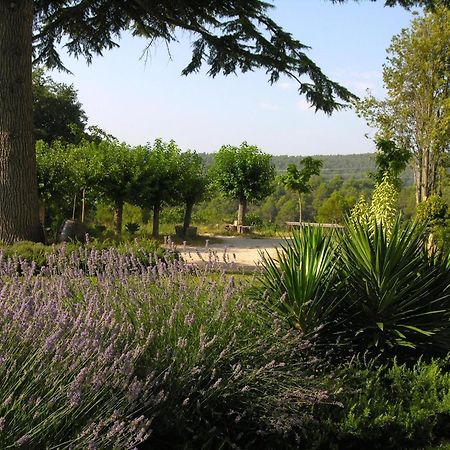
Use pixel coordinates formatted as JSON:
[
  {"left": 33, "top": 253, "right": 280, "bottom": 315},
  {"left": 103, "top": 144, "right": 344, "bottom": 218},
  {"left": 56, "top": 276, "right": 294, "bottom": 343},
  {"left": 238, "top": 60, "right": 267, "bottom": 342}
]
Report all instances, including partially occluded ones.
[{"left": 356, "top": 5, "right": 450, "bottom": 204}]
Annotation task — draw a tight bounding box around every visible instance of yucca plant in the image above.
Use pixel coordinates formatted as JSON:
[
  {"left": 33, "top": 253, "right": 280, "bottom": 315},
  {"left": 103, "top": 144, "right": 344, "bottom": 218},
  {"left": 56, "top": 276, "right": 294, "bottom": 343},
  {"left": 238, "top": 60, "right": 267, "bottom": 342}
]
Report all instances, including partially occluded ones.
[
  {"left": 339, "top": 217, "right": 450, "bottom": 353},
  {"left": 255, "top": 226, "right": 342, "bottom": 335}
]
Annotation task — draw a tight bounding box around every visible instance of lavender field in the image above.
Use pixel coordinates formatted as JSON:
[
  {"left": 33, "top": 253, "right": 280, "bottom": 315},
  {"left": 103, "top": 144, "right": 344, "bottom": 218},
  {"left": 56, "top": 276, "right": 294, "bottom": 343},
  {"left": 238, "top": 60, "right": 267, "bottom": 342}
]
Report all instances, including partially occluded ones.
[{"left": 0, "top": 245, "right": 326, "bottom": 449}]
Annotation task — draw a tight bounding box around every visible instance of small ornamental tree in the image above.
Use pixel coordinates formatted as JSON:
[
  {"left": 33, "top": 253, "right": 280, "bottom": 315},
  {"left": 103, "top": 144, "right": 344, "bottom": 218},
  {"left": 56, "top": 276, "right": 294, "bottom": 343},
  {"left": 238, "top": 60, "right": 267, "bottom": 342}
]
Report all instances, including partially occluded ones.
[
  {"left": 136, "top": 140, "right": 183, "bottom": 238},
  {"left": 282, "top": 157, "right": 322, "bottom": 223},
  {"left": 177, "top": 151, "right": 210, "bottom": 235},
  {"left": 92, "top": 141, "right": 147, "bottom": 237},
  {"left": 214, "top": 143, "right": 275, "bottom": 228},
  {"left": 36, "top": 140, "right": 76, "bottom": 227}
]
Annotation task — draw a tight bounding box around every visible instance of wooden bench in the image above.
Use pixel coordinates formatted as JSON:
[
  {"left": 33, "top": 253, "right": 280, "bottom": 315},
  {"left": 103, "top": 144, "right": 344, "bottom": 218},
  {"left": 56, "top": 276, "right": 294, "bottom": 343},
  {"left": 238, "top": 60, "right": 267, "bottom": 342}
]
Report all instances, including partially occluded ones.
[{"left": 285, "top": 222, "right": 344, "bottom": 229}]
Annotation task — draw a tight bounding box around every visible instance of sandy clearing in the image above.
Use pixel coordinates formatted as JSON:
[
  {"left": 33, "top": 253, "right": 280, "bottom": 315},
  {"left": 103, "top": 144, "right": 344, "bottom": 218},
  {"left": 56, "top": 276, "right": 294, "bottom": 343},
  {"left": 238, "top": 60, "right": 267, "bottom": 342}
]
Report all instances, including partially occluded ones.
[{"left": 176, "top": 236, "right": 287, "bottom": 268}]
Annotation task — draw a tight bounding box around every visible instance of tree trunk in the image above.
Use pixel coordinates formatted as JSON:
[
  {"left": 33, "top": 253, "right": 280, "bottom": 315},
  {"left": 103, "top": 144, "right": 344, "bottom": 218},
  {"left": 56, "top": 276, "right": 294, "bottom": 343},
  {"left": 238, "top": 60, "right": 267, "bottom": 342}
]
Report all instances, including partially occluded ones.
[
  {"left": 298, "top": 193, "right": 303, "bottom": 224},
  {"left": 415, "top": 160, "right": 422, "bottom": 204},
  {"left": 141, "top": 207, "right": 151, "bottom": 225},
  {"left": 0, "top": 1, "right": 43, "bottom": 243},
  {"left": 421, "top": 147, "right": 430, "bottom": 202},
  {"left": 81, "top": 188, "right": 86, "bottom": 223},
  {"left": 39, "top": 204, "right": 45, "bottom": 227},
  {"left": 113, "top": 200, "right": 123, "bottom": 238},
  {"left": 237, "top": 197, "right": 247, "bottom": 228},
  {"left": 152, "top": 202, "right": 160, "bottom": 238},
  {"left": 183, "top": 202, "right": 194, "bottom": 234}
]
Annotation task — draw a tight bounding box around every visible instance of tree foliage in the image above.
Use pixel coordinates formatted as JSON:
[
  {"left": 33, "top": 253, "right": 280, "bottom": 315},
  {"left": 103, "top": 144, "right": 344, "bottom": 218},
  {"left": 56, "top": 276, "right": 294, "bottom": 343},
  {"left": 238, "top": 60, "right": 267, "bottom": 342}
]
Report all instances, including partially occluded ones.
[
  {"left": 370, "top": 138, "right": 411, "bottom": 188},
  {"left": 330, "top": 0, "right": 450, "bottom": 8},
  {"left": 316, "top": 191, "right": 352, "bottom": 224},
  {"left": 36, "top": 140, "right": 76, "bottom": 226},
  {"left": 134, "top": 139, "right": 183, "bottom": 237},
  {"left": 33, "top": 69, "right": 87, "bottom": 144},
  {"left": 32, "top": 0, "right": 362, "bottom": 114},
  {"left": 91, "top": 141, "right": 149, "bottom": 236}
]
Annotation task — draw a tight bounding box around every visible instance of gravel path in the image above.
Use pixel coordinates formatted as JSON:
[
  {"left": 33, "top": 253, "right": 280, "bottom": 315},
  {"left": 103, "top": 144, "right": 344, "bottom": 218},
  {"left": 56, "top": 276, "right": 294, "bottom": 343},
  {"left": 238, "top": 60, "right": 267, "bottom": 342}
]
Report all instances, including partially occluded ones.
[{"left": 178, "top": 236, "right": 287, "bottom": 268}]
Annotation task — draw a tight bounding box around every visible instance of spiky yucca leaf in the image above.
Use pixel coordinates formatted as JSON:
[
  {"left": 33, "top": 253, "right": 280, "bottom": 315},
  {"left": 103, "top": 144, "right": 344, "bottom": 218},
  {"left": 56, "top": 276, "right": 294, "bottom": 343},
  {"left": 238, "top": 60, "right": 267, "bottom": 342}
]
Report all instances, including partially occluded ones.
[
  {"left": 340, "top": 218, "right": 450, "bottom": 351},
  {"left": 256, "top": 226, "right": 341, "bottom": 335}
]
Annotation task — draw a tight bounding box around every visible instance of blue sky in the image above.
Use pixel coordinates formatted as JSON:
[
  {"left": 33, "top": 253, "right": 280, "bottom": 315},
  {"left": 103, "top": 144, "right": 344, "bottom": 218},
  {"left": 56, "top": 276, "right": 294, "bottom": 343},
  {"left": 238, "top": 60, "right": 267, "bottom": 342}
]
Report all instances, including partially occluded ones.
[{"left": 50, "top": 1, "right": 417, "bottom": 156}]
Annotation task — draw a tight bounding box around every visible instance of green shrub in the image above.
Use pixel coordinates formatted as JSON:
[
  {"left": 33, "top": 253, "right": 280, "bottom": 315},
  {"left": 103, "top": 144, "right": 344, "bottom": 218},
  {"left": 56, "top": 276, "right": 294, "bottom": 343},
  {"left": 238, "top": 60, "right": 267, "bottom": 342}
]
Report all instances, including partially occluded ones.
[
  {"left": 416, "top": 194, "right": 448, "bottom": 226},
  {"left": 245, "top": 212, "right": 264, "bottom": 228},
  {"left": 0, "top": 238, "right": 171, "bottom": 273},
  {"left": 416, "top": 194, "right": 450, "bottom": 251},
  {"left": 125, "top": 221, "right": 140, "bottom": 235},
  {"left": 324, "top": 357, "right": 450, "bottom": 449},
  {"left": 0, "top": 241, "right": 50, "bottom": 270}
]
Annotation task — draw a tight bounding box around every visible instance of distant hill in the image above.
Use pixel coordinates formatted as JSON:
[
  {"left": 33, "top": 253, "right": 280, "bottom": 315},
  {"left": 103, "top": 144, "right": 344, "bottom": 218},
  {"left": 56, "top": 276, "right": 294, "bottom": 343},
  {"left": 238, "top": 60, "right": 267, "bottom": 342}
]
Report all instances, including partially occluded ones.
[{"left": 199, "top": 152, "right": 414, "bottom": 185}]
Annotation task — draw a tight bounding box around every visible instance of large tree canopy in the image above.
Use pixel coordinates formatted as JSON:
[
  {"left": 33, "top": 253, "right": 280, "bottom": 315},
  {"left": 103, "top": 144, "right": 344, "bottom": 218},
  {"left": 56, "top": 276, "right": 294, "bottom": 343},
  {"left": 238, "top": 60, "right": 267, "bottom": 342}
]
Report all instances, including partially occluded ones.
[
  {"left": 33, "top": 0, "right": 449, "bottom": 113},
  {"left": 33, "top": 0, "right": 357, "bottom": 113},
  {"left": 0, "top": 0, "right": 448, "bottom": 243},
  {"left": 331, "top": 0, "right": 449, "bottom": 7}
]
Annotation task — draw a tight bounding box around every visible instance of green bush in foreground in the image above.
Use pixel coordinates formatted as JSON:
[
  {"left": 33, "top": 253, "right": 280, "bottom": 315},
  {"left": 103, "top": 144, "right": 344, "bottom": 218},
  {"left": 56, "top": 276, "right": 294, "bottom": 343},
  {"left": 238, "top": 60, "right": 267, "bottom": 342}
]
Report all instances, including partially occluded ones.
[
  {"left": 340, "top": 219, "right": 450, "bottom": 353},
  {"left": 319, "top": 357, "right": 450, "bottom": 449}
]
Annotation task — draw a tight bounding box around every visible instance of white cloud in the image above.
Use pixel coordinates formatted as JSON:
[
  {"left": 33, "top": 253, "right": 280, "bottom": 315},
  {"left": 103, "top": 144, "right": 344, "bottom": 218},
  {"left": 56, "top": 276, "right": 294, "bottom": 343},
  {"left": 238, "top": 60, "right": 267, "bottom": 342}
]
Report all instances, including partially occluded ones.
[
  {"left": 332, "top": 69, "right": 384, "bottom": 97},
  {"left": 258, "top": 101, "right": 280, "bottom": 112},
  {"left": 277, "top": 81, "right": 295, "bottom": 91}
]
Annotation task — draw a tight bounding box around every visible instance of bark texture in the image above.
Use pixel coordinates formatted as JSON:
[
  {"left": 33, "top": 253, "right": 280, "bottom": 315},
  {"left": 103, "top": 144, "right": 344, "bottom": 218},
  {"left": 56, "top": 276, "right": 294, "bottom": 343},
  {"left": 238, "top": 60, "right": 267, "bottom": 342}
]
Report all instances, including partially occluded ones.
[
  {"left": 152, "top": 202, "right": 160, "bottom": 238},
  {"left": 0, "top": 1, "right": 43, "bottom": 243},
  {"left": 237, "top": 196, "right": 247, "bottom": 228},
  {"left": 183, "top": 202, "right": 193, "bottom": 234},
  {"left": 113, "top": 200, "right": 123, "bottom": 237}
]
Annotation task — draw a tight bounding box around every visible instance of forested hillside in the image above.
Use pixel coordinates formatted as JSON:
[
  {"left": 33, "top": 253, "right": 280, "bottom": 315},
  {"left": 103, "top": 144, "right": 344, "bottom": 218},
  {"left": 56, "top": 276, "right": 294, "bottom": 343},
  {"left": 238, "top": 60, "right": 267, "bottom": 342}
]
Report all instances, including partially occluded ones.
[{"left": 199, "top": 153, "right": 414, "bottom": 185}]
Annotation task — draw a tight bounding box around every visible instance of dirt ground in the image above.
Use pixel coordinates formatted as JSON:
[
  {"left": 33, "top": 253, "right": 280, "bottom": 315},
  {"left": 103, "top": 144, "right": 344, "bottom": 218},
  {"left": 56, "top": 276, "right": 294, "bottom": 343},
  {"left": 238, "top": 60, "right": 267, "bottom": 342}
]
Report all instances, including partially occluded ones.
[{"left": 176, "top": 235, "right": 287, "bottom": 269}]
